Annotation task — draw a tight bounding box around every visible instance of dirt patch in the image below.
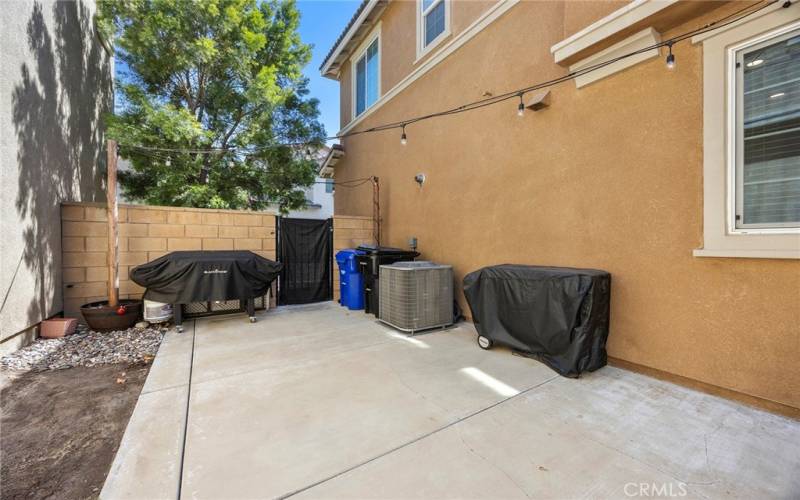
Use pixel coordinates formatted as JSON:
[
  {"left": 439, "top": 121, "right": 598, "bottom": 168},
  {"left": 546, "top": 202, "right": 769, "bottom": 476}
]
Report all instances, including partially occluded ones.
[{"left": 1, "top": 363, "right": 149, "bottom": 500}]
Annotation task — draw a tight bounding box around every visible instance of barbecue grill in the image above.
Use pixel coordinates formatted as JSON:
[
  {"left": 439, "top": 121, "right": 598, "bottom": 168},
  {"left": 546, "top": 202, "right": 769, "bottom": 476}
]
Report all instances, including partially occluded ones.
[{"left": 131, "top": 250, "right": 282, "bottom": 331}]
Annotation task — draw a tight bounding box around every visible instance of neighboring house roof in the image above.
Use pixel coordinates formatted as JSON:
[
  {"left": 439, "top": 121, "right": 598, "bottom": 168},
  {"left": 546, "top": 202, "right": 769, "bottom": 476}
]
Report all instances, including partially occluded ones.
[
  {"left": 318, "top": 144, "right": 345, "bottom": 178},
  {"left": 319, "top": 0, "right": 388, "bottom": 79}
]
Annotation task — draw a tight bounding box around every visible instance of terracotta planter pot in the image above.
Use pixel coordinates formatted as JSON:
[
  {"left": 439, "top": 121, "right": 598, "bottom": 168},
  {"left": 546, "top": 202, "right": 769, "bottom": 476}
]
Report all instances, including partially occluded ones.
[
  {"left": 40, "top": 318, "right": 78, "bottom": 338},
  {"left": 80, "top": 300, "right": 142, "bottom": 332}
]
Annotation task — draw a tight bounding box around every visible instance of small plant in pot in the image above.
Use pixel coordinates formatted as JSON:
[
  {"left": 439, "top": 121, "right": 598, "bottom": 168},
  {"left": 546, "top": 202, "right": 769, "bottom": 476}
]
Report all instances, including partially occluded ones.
[{"left": 80, "top": 139, "right": 142, "bottom": 332}]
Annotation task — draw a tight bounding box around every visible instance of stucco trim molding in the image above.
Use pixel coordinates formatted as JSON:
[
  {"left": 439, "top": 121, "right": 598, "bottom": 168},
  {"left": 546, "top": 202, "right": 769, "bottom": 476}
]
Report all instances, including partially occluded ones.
[
  {"left": 338, "top": 0, "right": 520, "bottom": 136},
  {"left": 692, "top": 6, "right": 800, "bottom": 260},
  {"left": 551, "top": 0, "right": 678, "bottom": 64},
  {"left": 569, "top": 28, "right": 661, "bottom": 88}
]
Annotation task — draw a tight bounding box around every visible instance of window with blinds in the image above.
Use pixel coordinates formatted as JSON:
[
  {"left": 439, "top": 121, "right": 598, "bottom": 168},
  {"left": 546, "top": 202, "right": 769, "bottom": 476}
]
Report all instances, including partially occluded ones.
[{"left": 735, "top": 27, "right": 800, "bottom": 229}]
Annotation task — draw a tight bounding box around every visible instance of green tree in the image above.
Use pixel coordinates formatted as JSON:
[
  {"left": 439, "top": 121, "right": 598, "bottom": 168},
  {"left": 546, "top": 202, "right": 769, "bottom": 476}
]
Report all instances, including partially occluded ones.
[{"left": 98, "top": 0, "right": 325, "bottom": 213}]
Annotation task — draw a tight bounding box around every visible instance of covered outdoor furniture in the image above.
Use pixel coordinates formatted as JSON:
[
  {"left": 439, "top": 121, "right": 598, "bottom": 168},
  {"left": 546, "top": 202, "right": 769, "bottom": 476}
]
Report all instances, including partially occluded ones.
[
  {"left": 131, "top": 250, "right": 282, "bottom": 330},
  {"left": 463, "top": 264, "right": 611, "bottom": 377}
]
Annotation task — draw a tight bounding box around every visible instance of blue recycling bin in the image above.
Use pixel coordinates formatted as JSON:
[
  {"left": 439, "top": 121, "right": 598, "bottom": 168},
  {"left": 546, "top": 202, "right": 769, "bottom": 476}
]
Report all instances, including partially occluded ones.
[{"left": 335, "top": 249, "right": 365, "bottom": 310}]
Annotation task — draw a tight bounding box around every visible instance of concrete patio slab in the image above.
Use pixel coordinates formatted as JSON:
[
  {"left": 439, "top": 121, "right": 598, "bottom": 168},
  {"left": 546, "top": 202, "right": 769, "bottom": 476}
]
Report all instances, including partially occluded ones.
[
  {"left": 100, "top": 328, "right": 193, "bottom": 500},
  {"left": 102, "top": 302, "right": 800, "bottom": 499},
  {"left": 297, "top": 367, "right": 800, "bottom": 499}
]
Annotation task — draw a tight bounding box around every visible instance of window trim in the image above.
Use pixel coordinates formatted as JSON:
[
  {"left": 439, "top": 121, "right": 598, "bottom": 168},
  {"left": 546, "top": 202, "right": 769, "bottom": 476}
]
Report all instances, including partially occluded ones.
[
  {"left": 692, "top": 4, "right": 800, "bottom": 259},
  {"left": 416, "top": 0, "right": 451, "bottom": 61},
  {"left": 727, "top": 23, "right": 800, "bottom": 234},
  {"left": 351, "top": 23, "right": 381, "bottom": 120}
]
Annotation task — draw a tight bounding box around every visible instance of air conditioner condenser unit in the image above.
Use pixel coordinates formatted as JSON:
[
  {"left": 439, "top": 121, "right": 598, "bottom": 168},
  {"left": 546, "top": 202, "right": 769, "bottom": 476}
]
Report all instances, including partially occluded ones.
[{"left": 378, "top": 261, "right": 453, "bottom": 334}]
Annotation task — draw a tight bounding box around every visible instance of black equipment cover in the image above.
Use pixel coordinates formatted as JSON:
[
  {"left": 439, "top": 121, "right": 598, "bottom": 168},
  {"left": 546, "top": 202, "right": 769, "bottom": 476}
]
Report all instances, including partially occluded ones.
[
  {"left": 463, "top": 265, "right": 611, "bottom": 377},
  {"left": 130, "top": 251, "right": 282, "bottom": 304},
  {"left": 278, "top": 218, "right": 332, "bottom": 304}
]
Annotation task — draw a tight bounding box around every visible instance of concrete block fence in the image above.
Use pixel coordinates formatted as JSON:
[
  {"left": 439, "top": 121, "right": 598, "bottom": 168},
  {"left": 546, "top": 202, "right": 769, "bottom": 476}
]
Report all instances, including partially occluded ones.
[
  {"left": 61, "top": 202, "right": 374, "bottom": 318},
  {"left": 331, "top": 215, "right": 374, "bottom": 302},
  {"left": 61, "top": 202, "right": 278, "bottom": 319}
]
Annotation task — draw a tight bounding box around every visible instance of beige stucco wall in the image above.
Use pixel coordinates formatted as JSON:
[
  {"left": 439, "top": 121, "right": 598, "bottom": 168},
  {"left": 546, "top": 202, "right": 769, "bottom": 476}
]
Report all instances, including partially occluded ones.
[
  {"left": 339, "top": 0, "right": 496, "bottom": 129},
  {"left": 563, "top": 1, "right": 629, "bottom": 39},
  {"left": 0, "top": 0, "right": 112, "bottom": 354},
  {"left": 60, "top": 203, "right": 278, "bottom": 319},
  {"left": 332, "top": 1, "right": 800, "bottom": 409}
]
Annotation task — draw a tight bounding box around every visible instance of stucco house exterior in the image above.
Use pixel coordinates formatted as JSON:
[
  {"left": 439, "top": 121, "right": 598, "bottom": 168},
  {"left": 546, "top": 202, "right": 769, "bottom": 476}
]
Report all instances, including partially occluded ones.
[
  {"left": 321, "top": 0, "right": 800, "bottom": 414},
  {"left": 0, "top": 0, "right": 112, "bottom": 353}
]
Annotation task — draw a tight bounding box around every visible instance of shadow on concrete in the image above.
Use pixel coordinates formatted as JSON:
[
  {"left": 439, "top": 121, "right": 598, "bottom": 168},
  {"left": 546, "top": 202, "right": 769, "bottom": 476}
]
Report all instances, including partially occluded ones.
[{"left": 9, "top": 0, "right": 110, "bottom": 338}]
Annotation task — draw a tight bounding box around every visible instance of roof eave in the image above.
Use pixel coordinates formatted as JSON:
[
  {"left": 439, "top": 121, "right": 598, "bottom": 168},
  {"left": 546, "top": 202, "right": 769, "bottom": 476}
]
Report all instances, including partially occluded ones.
[
  {"left": 318, "top": 144, "right": 345, "bottom": 178},
  {"left": 319, "top": 0, "right": 385, "bottom": 79}
]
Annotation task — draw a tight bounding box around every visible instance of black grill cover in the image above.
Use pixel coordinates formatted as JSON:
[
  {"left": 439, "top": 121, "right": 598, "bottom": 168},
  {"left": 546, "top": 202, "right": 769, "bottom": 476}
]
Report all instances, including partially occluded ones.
[
  {"left": 463, "top": 265, "right": 611, "bottom": 377},
  {"left": 130, "top": 251, "right": 282, "bottom": 304}
]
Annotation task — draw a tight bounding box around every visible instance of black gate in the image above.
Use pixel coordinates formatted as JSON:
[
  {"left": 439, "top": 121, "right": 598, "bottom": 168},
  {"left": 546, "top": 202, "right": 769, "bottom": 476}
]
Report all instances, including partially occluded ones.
[{"left": 276, "top": 218, "right": 333, "bottom": 305}]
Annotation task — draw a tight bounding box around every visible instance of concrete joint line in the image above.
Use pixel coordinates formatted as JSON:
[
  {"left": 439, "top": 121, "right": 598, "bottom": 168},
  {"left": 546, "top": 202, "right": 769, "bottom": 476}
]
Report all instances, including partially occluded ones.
[
  {"left": 177, "top": 320, "right": 196, "bottom": 500},
  {"left": 277, "top": 374, "right": 560, "bottom": 499}
]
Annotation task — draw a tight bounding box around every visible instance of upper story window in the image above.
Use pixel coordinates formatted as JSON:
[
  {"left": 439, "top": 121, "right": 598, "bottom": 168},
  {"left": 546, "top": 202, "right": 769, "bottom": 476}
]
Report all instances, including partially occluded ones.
[
  {"left": 732, "top": 27, "right": 800, "bottom": 230},
  {"left": 353, "top": 28, "right": 380, "bottom": 118},
  {"left": 417, "top": 0, "right": 450, "bottom": 58},
  {"left": 325, "top": 179, "right": 334, "bottom": 193}
]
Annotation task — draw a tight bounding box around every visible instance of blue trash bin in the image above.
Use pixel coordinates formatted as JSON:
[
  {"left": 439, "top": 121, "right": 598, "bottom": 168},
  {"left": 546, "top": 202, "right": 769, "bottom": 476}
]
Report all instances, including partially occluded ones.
[{"left": 335, "top": 249, "right": 365, "bottom": 310}]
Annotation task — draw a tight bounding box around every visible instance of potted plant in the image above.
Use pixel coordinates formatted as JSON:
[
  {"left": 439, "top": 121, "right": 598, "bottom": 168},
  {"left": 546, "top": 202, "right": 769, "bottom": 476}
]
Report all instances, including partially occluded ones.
[{"left": 80, "top": 140, "right": 142, "bottom": 331}]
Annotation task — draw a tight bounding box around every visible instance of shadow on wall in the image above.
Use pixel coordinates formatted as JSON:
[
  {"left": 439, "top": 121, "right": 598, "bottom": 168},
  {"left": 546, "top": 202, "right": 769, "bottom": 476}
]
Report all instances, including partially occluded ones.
[{"left": 10, "top": 0, "right": 109, "bottom": 333}]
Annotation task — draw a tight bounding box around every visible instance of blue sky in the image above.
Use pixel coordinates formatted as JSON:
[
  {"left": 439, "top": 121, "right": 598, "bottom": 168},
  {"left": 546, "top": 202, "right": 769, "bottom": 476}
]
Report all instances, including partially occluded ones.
[{"left": 296, "top": 1, "right": 362, "bottom": 140}]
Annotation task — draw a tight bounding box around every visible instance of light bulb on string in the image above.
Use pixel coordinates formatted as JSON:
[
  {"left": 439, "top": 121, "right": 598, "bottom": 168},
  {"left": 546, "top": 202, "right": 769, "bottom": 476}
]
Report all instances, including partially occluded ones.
[
  {"left": 517, "top": 94, "right": 525, "bottom": 117},
  {"left": 400, "top": 125, "right": 407, "bottom": 146},
  {"left": 665, "top": 41, "right": 675, "bottom": 70}
]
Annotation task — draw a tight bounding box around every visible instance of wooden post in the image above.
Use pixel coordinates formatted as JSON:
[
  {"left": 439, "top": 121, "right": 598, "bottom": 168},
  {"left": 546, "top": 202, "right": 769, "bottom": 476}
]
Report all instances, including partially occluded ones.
[
  {"left": 107, "top": 139, "right": 119, "bottom": 308},
  {"left": 372, "top": 176, "right": 380, "bottom": 245}
]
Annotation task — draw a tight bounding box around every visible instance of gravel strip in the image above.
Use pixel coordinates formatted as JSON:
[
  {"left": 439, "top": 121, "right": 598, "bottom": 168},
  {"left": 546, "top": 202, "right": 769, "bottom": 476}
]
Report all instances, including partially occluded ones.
[{"left": 0, "top": 325, "right": 166, "bottom": 372}]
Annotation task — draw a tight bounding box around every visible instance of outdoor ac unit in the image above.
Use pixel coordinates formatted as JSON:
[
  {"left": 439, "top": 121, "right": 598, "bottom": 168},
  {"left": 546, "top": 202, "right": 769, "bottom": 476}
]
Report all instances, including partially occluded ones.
[{"left": 378, "top": 262, "right": 453, "bottom": 334}]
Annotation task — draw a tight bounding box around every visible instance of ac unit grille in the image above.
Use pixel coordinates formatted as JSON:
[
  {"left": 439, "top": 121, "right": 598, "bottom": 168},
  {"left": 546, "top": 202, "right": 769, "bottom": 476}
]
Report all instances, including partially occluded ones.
[{"left": 379, "top": 263, "right": 453, "bottom": 333}]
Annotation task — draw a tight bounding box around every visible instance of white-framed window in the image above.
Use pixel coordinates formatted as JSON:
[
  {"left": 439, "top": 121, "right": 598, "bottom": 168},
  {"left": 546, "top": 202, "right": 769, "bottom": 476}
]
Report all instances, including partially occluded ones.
[
  {"left": 352, "top": 25, "right": 380, "bottom": 118},
  {"left": 417, "top": 0, "right": 450, "bottom": 59},
  {"left": 730, "top": 25, "right": 800, "bottom": 232},
  {"left": 693, "top": 5, "right": 800, "bottom": 259}
]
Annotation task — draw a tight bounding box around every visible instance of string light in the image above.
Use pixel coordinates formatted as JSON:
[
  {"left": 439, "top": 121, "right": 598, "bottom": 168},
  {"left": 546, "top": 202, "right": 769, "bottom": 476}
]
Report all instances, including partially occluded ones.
[
  {"left": 665, "top": 41, "right": 675, "bottom": 70},
  {"left": 116, "top": 1, "right": 775, "bottom": 158}
]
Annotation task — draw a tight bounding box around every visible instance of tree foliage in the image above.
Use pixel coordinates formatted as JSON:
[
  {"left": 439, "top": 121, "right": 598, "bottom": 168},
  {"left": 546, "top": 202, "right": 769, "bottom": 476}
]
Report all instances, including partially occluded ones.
[{"left": 98, "top": 0, "right": 325, "bottom": 213}]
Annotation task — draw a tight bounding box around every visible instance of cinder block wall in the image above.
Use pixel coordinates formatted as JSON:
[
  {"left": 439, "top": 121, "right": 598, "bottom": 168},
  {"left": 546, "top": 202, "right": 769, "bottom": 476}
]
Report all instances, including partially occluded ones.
[
  {"left": 332, "top": 215, "right": 374, "bottom": 302},
  {"left": 61, "top": 202, "right": 277, "bottom": 319}
]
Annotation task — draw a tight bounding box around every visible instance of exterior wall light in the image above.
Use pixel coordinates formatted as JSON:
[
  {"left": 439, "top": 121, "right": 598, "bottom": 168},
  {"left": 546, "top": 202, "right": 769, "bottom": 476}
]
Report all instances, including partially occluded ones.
[
  {"left": 414, "top": 173, "right": 426, "bottom": 185},
  {"left": 526, "top": 90, "right": 551, "bottom": 111}
]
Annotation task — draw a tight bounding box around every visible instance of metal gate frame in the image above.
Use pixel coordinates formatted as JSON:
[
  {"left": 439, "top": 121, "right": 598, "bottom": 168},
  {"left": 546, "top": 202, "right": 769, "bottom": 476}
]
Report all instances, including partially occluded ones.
[{"left": 276, "top": 217, "right": 334, "bottom": 305}]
